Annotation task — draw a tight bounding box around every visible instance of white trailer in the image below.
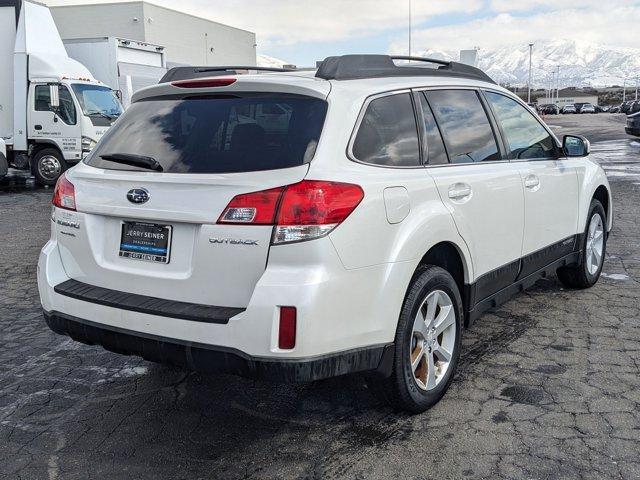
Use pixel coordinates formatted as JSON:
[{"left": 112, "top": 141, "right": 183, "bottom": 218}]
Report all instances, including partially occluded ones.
[
  {"left": 63, "top": 37, "right": 167, "bottom": 108},
  {"left": 0, "top": 0, "right": 123, "bottom": 185}
]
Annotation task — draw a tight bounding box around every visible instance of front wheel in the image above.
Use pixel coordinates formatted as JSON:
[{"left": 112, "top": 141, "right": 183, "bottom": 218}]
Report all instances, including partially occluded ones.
[
  {"left": 370, "top": 266, "right": 462, "bottom": 413},
  {"left": 32, "top": 148, "right": 67, "bottom": 186},
  {"left": 557, "top": 199, "right": 607, "bottom": 289}
]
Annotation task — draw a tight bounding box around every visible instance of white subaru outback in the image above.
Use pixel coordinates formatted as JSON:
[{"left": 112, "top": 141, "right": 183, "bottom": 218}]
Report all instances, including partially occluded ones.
[{"left": 38, "top": 55, "right": 612, "bottom": 413}]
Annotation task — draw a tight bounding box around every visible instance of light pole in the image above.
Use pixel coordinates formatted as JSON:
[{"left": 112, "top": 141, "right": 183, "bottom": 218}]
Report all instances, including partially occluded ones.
[
  {"left": 636, "top": 76, "right": 638, "bottom": 101},
  {"left": 527, "top": 43, "right": 533, "bottom": 103},
  {"left": 556, "top": 65, "right": 560, "bottom": 105},
  {"left": 623, "top": 78, "right": 627, "bottom": 103},
  {"left": 408, "top": 0, "right": 412, "bottom": 57}
]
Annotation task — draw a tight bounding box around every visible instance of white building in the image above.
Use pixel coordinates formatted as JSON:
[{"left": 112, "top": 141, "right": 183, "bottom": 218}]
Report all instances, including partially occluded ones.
[{"left": 50, "top": 1, "right": 256, "bottom": 67}]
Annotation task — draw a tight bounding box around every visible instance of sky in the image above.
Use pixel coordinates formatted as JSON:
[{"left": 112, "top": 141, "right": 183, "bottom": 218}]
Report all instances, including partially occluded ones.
[{"left": 45, "top": 0, "right": 640, "bottom": 66}]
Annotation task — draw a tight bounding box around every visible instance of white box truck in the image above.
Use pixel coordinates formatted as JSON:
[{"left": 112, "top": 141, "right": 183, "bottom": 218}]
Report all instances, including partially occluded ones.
[
  {"left": 63, "top": 37, "right": 167, "bottom": 108},
  {"left": 0, "top": 0, "right": 123, "bottom": 185}
]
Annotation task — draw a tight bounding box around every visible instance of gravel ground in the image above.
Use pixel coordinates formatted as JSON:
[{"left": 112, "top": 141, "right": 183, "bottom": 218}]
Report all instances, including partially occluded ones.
[{"left": 1, "top": 114, "right": 639, "bottom": 480}]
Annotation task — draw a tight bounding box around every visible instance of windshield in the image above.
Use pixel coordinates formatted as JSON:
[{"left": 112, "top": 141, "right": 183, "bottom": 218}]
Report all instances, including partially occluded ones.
[
  {"left": 71, "top": 84, "right": 123, "bottom": 117},
  {"left": 85, "top": 93, "right": 328, "bottom": 174}
]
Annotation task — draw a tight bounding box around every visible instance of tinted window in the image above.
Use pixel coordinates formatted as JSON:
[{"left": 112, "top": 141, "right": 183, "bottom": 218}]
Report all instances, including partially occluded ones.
[
  {"left": 485, "top": 92, "right": 557, "bottom": 160},
  {"left": 425, "top": 90, "right": 500, "bottom": 163},
  {"left": 418, "top": 93, "right": 448, "bottom": 165},
  {"left": 86, "top": 94, "right": 327, "bottom": 174},
  {"left": 35, "top": 85, "right": 76, "bottom": 125},
  {"left": 352, "top": 93, "right": 420, "bottom": 167}
]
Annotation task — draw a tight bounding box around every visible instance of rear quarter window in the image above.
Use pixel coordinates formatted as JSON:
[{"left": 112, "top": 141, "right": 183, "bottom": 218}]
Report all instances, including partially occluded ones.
[
  {"left": 86, "top": 93, "right": 327, "bottom": 174},
  {"left": 351, "top": 93, "right": 421, "bottom": 167}
]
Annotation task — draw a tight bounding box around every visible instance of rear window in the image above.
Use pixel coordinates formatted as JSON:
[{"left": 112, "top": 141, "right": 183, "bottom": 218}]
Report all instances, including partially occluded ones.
[{"left": 85, "top": 93, "right": 327, "bottom": 174}]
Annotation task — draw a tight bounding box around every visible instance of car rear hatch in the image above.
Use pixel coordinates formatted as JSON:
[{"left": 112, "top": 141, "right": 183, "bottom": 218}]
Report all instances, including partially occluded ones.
[{"left": 54, "top": 77, "right": 330, "bottom": 309}]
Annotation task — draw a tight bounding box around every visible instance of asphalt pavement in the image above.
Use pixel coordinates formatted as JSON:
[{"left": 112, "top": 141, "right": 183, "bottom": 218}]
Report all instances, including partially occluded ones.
[{"left": 0, "top": 113, "right": 638, "bottom": 480}]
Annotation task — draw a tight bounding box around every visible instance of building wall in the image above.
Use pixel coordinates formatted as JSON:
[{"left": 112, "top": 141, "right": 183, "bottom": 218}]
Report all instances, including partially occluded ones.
[
  {"left": 555, "top": 95, "right": 599, "bottom": 107},
  {"left": 51, "top": 3, "right": 146, "bottom": 42},
  {"left": 51, "top": 2, "right": 256, "bottom": 67},
  {"left": 141, "top": 3, "right": 255, "bottom": 66}
]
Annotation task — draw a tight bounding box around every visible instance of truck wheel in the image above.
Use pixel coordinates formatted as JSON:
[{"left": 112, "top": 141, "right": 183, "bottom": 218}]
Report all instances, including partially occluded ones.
[
  {"left": 557, "top": 200, "right": 607, "bottom": 289},
  {"left": 369, "top": 266, "right": 462, "bottom": 413},
  {"left": 32, "top": 148, "right": 67, "bottom": 186}
]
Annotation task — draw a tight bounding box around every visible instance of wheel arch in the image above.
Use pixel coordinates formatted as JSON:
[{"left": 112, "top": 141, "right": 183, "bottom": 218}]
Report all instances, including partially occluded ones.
[
  {"left": 413, "top": 240, "right": 472, "bottom": 303},
  {"left": 592, "top": 184, "right": 611, "bottom": 227}
]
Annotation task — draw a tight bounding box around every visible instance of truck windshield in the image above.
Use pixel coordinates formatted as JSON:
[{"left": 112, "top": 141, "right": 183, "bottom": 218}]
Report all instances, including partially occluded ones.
[
  {"left": 71, "top": 84, "right": 123, "bottom": 118},
  {"left": 85, "top": 93, "right": 328, "bottom": 174}
]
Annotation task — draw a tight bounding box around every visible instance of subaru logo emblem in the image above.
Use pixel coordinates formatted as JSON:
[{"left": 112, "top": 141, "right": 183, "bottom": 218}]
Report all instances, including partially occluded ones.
[{"left": 127, "top": 188, "right": 150, "bottom": 204}]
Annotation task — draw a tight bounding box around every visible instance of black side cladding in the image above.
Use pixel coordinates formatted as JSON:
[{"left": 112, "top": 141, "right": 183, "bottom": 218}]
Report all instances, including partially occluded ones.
[{"left": 315, "top": 54, "right": 496, "bottom": 84}]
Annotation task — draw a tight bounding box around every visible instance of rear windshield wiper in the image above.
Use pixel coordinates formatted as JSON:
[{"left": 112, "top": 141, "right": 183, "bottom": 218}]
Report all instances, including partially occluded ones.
[{"left": 100, "top": 153, "right": 163, "bottom": 172}]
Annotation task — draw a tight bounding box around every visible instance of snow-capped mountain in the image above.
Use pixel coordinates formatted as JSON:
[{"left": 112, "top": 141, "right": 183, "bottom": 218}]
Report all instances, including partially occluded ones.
[{"left": 417, "top": 39, "right": 640, "bottom": 88}]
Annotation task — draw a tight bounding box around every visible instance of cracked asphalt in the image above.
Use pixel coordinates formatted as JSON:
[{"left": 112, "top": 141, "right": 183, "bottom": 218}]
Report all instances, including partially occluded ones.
[{"left": 1, "top": 114, "right": 639, "bottom": 480}]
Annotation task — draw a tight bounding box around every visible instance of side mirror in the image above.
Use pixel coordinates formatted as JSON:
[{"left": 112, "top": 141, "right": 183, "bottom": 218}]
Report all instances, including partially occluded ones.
[
  {"left": 49, "top": 84, "right": 60, "bottom": 109},
  {"left": 563, "top": 135, "right": 590, "bottom": 157}
]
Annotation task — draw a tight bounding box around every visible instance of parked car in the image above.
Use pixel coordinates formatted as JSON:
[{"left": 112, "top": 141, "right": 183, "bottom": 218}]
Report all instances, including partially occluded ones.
[
  {"left": 620, "top": 101, "right": 634, "bottom": 114},
  {"left": 39, "top": 55, "right": 612, "bottom": 413},
  {"left": 595, "top": 105, "right": 607, "bottom": 113},
  {"left": 626, "top": 111, "right": 640, "bottom": 137},
  {"left": 629, "top": 100, "right": 640, "bottom": 115},
  {"left": 562, "top": 104, "right": 577, "bottom": 114},
  {"left": 578, "top": 103, "right": 596, "bottom": 114},
  {"left": 609, "top": 105, "right": 620, "bottom": 113},
  {"left": 539, "top": 104, "right": 559, "bottom": 115}
]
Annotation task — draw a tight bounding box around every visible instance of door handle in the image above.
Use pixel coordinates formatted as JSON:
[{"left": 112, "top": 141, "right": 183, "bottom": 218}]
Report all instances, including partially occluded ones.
[
  {"left": 34, "top": 125, "right": 42, "bottom": 130},
  {"left": 448, "top": 183, "right": 472, "bottom": 200},
  {"left": 524, "top": 175, "right": 540, "bottom": 189}
]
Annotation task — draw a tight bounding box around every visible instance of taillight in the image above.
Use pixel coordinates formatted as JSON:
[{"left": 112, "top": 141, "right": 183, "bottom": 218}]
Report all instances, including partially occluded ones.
[
  {"left": 217, "top": 186, "right": 285, "bottom": 224},
  {"left": 52, "top": 172, "right": 76, "bottom": 211},
  {"left": 217, "top": 180, "right": 364, "bottom": 244}
]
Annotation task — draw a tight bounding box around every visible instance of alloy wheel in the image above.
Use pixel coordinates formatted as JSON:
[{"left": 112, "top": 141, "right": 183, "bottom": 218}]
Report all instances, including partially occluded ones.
[{"left": 409, "top": 289, "right": 456, "bottom": 391}]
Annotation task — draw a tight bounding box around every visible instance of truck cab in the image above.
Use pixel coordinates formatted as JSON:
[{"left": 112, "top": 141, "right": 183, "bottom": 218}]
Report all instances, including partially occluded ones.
[{"left": 25, "top": 78, "right": 122, "bottom": 183}]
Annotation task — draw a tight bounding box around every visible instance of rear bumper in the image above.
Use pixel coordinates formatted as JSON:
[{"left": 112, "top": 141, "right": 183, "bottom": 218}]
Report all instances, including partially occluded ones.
[
  {"left": 625, "top": 126, "right": 640, "bottom": 137},
  {"left": 44, "top": 310, "right": 392, "bottom": 382}
]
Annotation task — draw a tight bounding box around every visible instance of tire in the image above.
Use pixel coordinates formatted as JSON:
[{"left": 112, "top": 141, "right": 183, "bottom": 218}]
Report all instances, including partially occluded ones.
[
  {"left": 557, "top": 199, "right": 607, "bottom": 289},
  {"left": 32, "top": 148, "right": 67, "bottom": 186},
  {"left": 369, "top": 266, "right": 463, "bottom": 413}
]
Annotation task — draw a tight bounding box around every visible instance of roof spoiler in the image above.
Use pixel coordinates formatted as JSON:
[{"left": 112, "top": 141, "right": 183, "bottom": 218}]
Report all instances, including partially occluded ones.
[
  {"left": 159, "top": 65, "right": 296, "bottom": 83},
  {"left": 315, "top": 54, "right": 495, "bottom": 84}
]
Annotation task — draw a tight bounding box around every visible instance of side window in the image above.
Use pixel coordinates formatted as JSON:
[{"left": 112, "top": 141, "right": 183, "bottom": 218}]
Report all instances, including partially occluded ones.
[
  {"left": 485, "top": 91, "right": 557, "bottom": 160},
  {"left": 34, "top": 85, "right": 76, "bottom": 125},
  {"left": 352, "top": 93, "right": 420, "bottom": 167},
  {"left": 417, "top": 93, "right": 448, "bottom": 165},
  {"left": 425, "top": 89, "right": 500, "bottom": 164}
]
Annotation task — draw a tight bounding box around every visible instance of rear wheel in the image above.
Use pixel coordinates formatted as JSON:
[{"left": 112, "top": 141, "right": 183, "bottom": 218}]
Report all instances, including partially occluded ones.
[
  {"left": 370, "top": 266, "right": 462, "bottom": 413},
  {"left": 32, "top": 148, "right": 67, "bottom": 186},
  {"left": 557, "top": 199, "right": 606, "bottom": 289}
]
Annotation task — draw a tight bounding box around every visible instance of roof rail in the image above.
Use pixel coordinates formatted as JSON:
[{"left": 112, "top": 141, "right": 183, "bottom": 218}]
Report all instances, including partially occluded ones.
[
  {"left": 160, "top": 65, "right": 296, "bottom": 83},
  {"left": 315, "top": 54, "right": 495, "bottom": 84}
]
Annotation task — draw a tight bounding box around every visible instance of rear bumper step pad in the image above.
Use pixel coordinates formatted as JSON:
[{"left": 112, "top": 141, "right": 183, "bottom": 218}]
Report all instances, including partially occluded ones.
[{"left": 54, "top": 279, "right": 244, "bottom": 324}]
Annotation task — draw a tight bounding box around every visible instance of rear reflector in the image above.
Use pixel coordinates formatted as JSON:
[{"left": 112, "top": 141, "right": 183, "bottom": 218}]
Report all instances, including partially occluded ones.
[
  {"left": 278, "top": 307, "right": 297, "bottom": 350},
  {"left": 52, "top": 172, "right": 76, "bottom": 211},
  {"left": 217, "top": 180, "right": 364, "bottom": 244},
  {"left": 171, "top": 77, "right": 237, "bottom": 88}
]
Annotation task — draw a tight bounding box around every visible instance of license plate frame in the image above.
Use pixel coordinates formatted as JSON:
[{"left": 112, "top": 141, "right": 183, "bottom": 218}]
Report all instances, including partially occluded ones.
[{"left": 119, "top": 221, "right": 173, "bottom": 264}]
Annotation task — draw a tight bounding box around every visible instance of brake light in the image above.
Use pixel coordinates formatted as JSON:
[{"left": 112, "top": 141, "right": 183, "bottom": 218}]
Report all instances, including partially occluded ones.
[
  {"left": 52, "top": 172, "right": 76, "bottom": 211},
  {"left": 217, "top": 180, "right": 364, "bottom": 244},
  {"left": 171, "top": 78, "right": 237, "bottom": 88}
]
